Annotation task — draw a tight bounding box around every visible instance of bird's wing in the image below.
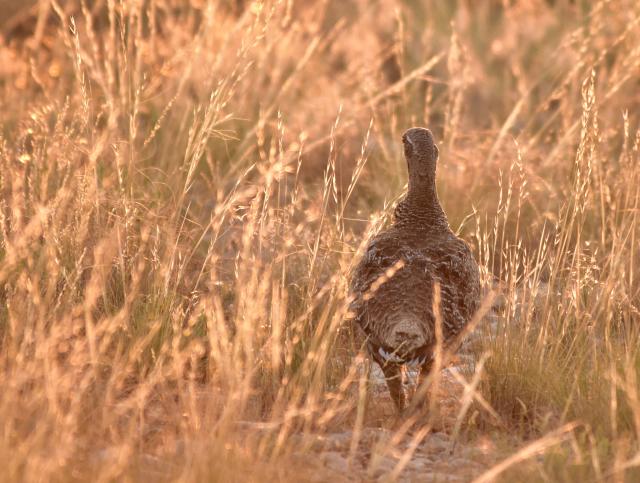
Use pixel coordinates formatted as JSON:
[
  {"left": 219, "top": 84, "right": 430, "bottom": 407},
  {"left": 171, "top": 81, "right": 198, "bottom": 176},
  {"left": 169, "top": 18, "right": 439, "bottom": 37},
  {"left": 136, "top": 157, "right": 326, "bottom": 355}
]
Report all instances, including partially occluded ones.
[
  {"left": 349, "top": 234, "right": 402, "bottom": 332},
  {"left": 351, "top": 235, "right": 398, "bottom": 292},
  {"left": 431, "top": 238, "right": 481, "bottom": 337}
]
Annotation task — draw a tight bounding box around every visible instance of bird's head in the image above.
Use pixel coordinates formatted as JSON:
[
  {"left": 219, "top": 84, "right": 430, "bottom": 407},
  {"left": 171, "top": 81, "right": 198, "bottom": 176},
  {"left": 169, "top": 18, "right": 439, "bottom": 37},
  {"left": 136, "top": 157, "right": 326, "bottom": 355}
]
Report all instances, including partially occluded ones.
[{"left": 402, "top": 127, "right": 439, "bottom": 179}]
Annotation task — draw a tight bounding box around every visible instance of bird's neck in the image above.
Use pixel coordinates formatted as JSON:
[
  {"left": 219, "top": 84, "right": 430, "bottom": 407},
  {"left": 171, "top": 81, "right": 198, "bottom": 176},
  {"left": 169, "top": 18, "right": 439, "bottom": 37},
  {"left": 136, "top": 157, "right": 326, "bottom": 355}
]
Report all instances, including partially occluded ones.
[{"left": 395, "top": 176, "right": 449, "bottom": 230}]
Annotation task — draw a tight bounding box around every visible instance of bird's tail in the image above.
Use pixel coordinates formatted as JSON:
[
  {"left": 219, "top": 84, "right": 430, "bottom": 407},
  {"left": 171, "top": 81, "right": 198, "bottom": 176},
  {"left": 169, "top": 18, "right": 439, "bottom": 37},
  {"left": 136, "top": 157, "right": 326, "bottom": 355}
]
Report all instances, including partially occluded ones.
[{"left": 384, "top": 314, "right": 431, "bottom": 355}]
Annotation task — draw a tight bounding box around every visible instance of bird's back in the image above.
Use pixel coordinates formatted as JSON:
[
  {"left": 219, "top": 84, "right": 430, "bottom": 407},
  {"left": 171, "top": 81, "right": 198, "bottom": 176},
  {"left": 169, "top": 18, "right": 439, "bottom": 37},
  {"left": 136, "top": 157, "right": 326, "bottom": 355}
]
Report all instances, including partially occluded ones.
[{"left": 350, "top": 222, "right": 480, "bottom": 360}]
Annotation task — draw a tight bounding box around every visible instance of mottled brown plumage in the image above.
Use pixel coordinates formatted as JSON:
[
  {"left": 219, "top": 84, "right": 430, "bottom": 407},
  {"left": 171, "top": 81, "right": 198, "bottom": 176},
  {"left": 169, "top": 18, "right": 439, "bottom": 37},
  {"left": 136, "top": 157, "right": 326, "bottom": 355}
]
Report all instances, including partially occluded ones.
[{"left": 350, "top": 127, "right": 480, "bottom": 411}]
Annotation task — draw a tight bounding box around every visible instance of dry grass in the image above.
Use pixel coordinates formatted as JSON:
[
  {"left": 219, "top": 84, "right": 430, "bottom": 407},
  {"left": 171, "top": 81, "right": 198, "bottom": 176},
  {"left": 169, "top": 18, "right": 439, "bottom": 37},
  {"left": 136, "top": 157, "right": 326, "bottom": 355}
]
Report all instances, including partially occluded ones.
[{"left": 1, "top": 0, "right": 640, "bottom": 481}]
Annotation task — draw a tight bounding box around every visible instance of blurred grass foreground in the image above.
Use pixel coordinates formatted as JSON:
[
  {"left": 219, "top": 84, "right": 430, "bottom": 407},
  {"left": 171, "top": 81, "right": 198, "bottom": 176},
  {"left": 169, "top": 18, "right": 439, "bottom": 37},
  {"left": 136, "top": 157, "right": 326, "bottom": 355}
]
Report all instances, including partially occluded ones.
[{"left": 1, "top": 0, "right": 640, "bottom": 481}]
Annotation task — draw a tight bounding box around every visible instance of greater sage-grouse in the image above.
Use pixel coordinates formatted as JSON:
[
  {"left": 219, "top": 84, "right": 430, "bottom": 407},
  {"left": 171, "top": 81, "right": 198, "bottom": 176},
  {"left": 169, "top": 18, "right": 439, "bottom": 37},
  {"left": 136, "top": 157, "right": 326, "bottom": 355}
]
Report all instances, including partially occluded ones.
[{"left": 349, "top": 127, "right": 480, "bottom": 411}]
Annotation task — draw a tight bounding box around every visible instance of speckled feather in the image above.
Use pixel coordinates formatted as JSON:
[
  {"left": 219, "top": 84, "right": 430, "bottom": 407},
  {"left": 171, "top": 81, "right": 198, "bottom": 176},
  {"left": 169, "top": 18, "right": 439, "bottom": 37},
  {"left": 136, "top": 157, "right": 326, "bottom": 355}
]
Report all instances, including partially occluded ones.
[{"left": 349, "top": 127, "right": 480, "bottom": 410}]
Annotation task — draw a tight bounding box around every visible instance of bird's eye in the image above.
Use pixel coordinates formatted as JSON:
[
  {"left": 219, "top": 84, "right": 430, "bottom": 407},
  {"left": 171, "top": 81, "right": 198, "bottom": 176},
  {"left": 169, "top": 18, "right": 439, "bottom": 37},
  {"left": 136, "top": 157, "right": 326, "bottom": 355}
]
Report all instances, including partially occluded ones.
[{"left": 403, "top": 140, "right": 413, "bottom": 157}]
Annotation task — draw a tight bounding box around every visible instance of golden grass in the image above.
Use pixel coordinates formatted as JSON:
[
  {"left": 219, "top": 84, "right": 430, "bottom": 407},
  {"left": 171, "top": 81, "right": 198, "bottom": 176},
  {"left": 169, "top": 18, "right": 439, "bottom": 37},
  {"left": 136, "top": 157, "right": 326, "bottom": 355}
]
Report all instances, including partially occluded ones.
[{"left": 1, "top": 0, "right": 640, "bottom": 481}]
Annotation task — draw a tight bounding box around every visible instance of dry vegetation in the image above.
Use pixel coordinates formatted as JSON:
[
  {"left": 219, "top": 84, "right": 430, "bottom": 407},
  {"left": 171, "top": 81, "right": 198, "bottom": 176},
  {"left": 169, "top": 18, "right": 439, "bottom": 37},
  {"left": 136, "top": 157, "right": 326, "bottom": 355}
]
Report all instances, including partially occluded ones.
[{"left": 1, "top": 0, "right": 640, "bottom": 481}]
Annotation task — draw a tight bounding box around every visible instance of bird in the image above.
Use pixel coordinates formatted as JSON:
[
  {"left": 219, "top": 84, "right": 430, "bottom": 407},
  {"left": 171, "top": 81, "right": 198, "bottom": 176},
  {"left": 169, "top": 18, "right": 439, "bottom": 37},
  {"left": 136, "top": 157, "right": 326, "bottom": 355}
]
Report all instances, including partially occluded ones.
[{"left": 349, "top": 127, "right": 481, "bottom": 412}]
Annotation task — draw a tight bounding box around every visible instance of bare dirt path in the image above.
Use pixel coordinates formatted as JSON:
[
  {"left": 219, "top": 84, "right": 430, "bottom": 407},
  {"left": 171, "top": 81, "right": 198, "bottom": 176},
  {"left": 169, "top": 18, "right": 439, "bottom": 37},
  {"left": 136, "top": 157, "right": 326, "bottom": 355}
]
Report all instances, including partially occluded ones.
[{"left": 290, "top": 363, "right": 504, "bottom": 482}]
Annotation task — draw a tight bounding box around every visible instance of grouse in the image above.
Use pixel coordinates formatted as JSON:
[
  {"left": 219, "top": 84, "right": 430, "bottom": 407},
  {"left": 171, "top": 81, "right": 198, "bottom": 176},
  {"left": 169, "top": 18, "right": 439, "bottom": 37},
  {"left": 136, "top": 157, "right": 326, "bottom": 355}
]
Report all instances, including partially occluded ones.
[{"left": 349, "top": 127, "right": 480, "bottom": 411}]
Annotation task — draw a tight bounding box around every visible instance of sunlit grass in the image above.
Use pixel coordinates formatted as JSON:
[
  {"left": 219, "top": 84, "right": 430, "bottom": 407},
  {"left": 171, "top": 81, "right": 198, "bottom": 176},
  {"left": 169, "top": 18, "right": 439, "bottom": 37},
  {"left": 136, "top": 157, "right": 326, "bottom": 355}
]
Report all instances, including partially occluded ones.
[{"left": 1, "top": 0, "right": 640, "bottom": 481}]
